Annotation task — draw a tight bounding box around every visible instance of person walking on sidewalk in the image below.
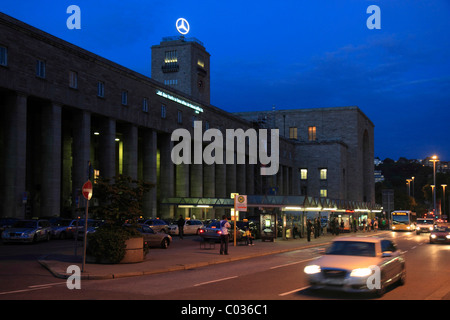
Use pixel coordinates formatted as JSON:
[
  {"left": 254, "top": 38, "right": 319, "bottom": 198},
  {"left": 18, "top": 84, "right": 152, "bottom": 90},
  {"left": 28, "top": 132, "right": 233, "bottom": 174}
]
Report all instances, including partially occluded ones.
[{"left": 219, "top": 215, "right": 231, "bottom": 255}]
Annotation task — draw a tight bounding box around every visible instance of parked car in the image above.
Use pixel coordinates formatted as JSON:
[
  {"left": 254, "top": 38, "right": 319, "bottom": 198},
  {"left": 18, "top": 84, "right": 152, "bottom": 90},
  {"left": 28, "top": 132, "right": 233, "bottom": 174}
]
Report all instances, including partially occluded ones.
[
  {"left": 303, "top": 236, "right": 406, "bottom": 296},
  {"left": 168, "top": 219, "right": 204, "bottom": 235},
  {"left": 429, "top": 224, "right": 450, "bottom": 244},
  {"left": 198, "top": 220, "right": 244, "bottom": 242},
  {"left": 143, "top": 219, "right": 169, "bottom": 233},
  {"left": 50, "top": 219, "right": 83, "bottom": 239},
  {"left": 135, "top": 224, "right": 172, "bottom": 249},
  {"left": 2, "top": 219, "right": 52, "bottom": 243},
  {"left": 0, "top": 217, "right": 19, "bottom": 234},
  {"left": 77, "top": 219, "right": 104, "bottom": 240}
]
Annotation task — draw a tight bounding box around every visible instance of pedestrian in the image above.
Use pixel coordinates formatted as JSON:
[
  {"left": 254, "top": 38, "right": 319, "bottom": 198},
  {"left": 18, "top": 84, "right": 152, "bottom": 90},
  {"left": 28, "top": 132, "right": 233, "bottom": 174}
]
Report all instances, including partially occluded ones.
[
  {"left": 314, "top": 218, "right": 318, "bottom": 238},
  {"left": 306, "top": 219, "right": 312, "bottom": 242},
  {"left": 367, "top": 218, "right": 371, "bottom": 232},
  {"left": 177, "top": 215, "right": 185, "bottom": 239},
  {"left": 362, "top": 218, "right": 366, "bottom": 232},
  {"left": 352, "top": 218, "right": 357, "bottom": 233},
  {"left": 293, "top": 224, "right": 298, "bottom": 239},
  {"left": 243, "top": 227, "right": 254, "bottom": 246},
  {"left": 219, "top": 215, "right": 231, "bottom": 255},
  {"left": 374, "top": 218, "right": 378, "bottom": 231},
  {"left": 330, "top": 218, "right": 335, "bottom": 235}
]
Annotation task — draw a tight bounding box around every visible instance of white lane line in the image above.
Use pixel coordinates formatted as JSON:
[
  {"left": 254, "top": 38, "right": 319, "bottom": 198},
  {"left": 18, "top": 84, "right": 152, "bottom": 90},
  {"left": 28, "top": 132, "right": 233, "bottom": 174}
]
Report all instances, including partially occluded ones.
[
  {"left": 0, "top": 286, "right": 53, "bottom": 296},
  {"left": 194, "top": 276, "right": 238, "bottom": 287},
  {"left": 279, "top": 286, "right": 310, "bottom": 296},
  {"left": 270, "top": 257, "right": 318, "bottom": 270},
  {"left": 28, "top": 282, "right": 66, "bottom": 288}
]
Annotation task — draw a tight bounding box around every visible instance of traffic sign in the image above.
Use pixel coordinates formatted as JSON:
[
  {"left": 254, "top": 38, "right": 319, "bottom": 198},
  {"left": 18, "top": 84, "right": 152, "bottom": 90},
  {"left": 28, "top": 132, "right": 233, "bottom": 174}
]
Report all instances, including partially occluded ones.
[
  {"left": 82, "top": 180, "right": 93, "bottom": 200},
  {"left": 235, "top": 195, "right": 247, "bottom": 212}
]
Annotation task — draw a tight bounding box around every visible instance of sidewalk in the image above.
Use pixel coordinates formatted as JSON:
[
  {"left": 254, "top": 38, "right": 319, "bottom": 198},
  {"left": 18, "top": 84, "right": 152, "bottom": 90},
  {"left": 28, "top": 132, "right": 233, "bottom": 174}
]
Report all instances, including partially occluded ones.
[{"left": 38, "top": 230, "right": 389, "bottom": 280}]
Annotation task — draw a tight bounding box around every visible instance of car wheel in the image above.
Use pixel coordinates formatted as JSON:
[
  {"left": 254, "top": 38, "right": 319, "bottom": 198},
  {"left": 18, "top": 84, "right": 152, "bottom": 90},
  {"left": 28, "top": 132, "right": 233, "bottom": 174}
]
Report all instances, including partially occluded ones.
[
  {"left": 161, "top": 238, "right": 170, "bottom": 249},
  {"left": 398, "top": 267, "right": 406, "bottom": 286}
]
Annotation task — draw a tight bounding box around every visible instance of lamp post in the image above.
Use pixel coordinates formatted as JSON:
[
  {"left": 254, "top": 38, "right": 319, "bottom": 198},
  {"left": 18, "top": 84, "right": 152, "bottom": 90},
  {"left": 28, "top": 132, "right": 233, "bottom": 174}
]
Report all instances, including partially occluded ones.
[
  {"left": 406, "top": 179, "right": 412, "bottom": 197},
  {"left": 442, "top": 184, "right": 447, "bottom": 220},
  {"left": 430, "top": 155, "right": 439, "bottom": 217},
  {"left": 431, "top": 185, "right": 435, "bottom": 217},
  {"left": 412, "top": 176, "right": 415, "bottom": 199}
]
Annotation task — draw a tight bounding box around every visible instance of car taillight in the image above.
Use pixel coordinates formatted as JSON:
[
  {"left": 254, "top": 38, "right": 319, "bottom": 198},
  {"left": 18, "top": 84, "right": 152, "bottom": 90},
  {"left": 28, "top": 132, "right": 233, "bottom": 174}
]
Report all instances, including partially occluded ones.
[
  {"left": 217, "top": 230, "right": 222, "bottom": 234},
  {"left": 199, "top": 229, "right": 204, "bottom": 233}
]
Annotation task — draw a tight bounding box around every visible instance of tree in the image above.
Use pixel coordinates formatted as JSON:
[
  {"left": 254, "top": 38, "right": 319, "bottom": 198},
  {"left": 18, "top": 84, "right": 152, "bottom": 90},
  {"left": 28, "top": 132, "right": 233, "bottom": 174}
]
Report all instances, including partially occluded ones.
[{"left": 93, "top": 175, "right": 154, "bottom": 225}]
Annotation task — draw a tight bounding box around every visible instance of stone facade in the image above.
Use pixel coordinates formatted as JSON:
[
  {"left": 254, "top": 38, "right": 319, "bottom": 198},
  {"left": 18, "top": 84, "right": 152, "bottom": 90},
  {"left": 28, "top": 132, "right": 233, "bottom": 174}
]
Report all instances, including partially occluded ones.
[{"left": 0, "top": 12, "right": 375, "bottom": 220}]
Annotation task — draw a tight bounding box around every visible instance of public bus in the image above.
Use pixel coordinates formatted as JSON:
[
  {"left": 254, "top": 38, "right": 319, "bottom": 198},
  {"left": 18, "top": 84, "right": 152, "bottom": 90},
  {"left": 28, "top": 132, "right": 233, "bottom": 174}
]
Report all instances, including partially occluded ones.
[{"left": 390, "top": 210, "right": 416, "bottom": 231}]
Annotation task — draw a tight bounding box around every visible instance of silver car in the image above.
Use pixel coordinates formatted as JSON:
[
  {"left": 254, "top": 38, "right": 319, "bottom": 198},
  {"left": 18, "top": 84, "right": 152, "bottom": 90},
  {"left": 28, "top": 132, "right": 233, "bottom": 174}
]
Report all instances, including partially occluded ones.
[
  {"left": 304, "top": 237, "right": 406, "bottom": 296},
  {"left": 2, "top": 219, "right": 52, "bottom": 243},
  {"left": 136, "top": 224, "right": 172, "bottom": 249}
]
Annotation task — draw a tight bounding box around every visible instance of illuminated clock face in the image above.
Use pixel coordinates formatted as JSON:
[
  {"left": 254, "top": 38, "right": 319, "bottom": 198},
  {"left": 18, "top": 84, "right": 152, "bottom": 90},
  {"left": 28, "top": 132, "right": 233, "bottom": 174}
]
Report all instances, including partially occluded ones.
[{"left": 176, "top": 18, "right": 190, "bottom": 35}]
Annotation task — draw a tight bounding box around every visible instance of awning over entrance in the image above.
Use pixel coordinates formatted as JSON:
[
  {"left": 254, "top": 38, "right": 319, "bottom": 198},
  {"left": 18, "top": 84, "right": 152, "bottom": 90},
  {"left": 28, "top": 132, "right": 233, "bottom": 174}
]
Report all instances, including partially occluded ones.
[{"left": 160, "top": 195, "right": 382, "bottom": 213}]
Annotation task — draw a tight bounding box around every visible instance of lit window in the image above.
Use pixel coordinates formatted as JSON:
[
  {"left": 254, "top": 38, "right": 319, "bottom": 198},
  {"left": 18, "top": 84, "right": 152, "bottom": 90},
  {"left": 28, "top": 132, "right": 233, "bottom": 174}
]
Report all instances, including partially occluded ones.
[
  {"left": 142, "top": 98, "right": 148, "bottom": 112},
  {"left": 177, "top": 110, "right": 182, "bottom": 124},
  {"left": 320, "top": 189, "right": 328, "bottom": 198},
  {"left": 308, "top": 126, "right": 316, "bottom": 141},
  {"left": 97, "top": 81, "right": 105, "bottom": 97},
  {"left": 289, "top": 127, "right": 298, "bottom": 139},
  {"left": 164, "top": 50, "right": 177, "bottom": 63},
  {"left": 0, "top": 46, "right": 7, "bottom": 66},
  {"left": 300, "top": 169, "right": 308, "bottom": 180},
  {"left": 320, "top": 168, "right": 327, "bottom": 180},
  {"left": 121, "top": 91, "right": 128, "bottom": 106},
  {"left": 36, "top": 59, "right": 46, "bottom": 78},
  {"left": 69, "top": 71, "right": 78, "bottom": 89},
  {"left": 161, "top": 104, "right": 166, "bottom": 119}
]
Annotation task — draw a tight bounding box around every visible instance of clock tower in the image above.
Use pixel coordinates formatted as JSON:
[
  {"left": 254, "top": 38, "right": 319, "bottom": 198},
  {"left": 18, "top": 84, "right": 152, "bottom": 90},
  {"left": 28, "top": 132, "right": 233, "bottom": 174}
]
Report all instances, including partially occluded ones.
[{"left": 151, "top": 34, "right": 211, "bottom": 105}]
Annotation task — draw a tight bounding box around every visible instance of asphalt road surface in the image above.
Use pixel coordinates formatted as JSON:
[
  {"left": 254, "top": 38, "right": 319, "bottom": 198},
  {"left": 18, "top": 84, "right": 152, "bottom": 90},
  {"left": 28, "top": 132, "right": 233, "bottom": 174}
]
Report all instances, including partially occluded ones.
[{"left": 1, "top": 231, "right": 449, "bottom": 301}]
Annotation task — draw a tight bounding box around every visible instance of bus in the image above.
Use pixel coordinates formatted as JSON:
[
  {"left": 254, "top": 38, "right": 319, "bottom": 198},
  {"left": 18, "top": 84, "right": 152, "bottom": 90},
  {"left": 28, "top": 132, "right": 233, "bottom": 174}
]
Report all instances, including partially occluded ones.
[{"left": 390, "top": 210, "right": 416, "bottom": 232}]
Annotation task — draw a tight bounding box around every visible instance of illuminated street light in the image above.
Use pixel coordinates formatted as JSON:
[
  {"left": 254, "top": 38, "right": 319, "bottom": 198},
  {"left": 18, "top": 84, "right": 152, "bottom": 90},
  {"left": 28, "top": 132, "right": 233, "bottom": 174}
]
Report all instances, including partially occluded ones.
[{"left": 430, "top": 155, "right": 439, "bottom": 217}]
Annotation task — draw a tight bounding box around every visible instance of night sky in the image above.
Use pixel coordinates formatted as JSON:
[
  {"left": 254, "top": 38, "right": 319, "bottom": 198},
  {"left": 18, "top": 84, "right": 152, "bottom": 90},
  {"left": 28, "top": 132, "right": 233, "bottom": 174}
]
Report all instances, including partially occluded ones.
[{"left": 2, "top": 0, "right": 449, "bottom": 160}]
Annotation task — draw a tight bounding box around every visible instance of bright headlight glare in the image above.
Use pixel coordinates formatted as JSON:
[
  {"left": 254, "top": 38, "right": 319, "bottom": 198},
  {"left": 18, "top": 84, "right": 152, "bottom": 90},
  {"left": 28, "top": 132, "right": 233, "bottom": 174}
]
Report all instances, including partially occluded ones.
[
  {"left": 350, "top": 268, "right": 373, "bottom": 277},
  {"left": 446, "top": 235, "right": 450, "bottom": 239},
  {"left": 431, "top": 234, "right": 437, "bottom": 239},
  {"left": 304, "top": 265, "right": 321, "bottom": 274}
]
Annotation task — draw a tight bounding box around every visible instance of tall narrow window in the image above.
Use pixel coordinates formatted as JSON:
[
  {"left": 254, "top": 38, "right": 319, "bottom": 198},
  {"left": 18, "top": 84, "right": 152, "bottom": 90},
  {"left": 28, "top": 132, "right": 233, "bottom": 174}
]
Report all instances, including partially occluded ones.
[
  {"left": 320, "top": 189, "right": 328, "bottom": 198},
  {"left": 0, "top": 46, "right": 8, "bottom": 66},
  {"left": 36, "top": 59, "right": 46, "bottom": 78},
  {"left": 97, "top": 81, "right": 105, "bottom": 97},
  {"left": 289, "top": 127, "right": 298, "bottom": 139},
  {"left": 320, "top": 168, "right": 328, "bottom": 180},
  {"left": 164, "top": 50, "right": 177, "bottom": 63},
  {"left": 308, "top": 126, "right": 316, "bottom": 141},
  {"left": 161, "top": 104, "right": 166, "bottom": 119},
  {"left": 121, "top": 91, "right": 128, "bottom": 106},
  {"left": 142, "top": 98, "right": 148, "bottom": 112},
  {"left": 69, "top": 71, "right": 78, "bottom": 89},
  {"left": 300, "top": 169, "right": 308, "bottom": 180},
  {"left": 177, "top": 110, "right": 183, "bottom": 124}
]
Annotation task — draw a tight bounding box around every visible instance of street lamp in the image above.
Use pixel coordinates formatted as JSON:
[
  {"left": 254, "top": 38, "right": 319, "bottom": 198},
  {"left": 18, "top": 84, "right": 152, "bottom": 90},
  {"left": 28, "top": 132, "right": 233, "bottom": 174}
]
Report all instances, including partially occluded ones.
[
  {"left": 406, "top": 179, "right": 412, "bottom": 197},
  {"left": 431, "top": 185, "right": 435, "bottom": 217},
  {"left": 412, "top": 176, "right": 415, "bottom": 199},
  {"left": 430, "top": 155, "right": 439, "bottom": 217},
  {"left": 442, "top": 184, "right": 447, "bottom": 220}
]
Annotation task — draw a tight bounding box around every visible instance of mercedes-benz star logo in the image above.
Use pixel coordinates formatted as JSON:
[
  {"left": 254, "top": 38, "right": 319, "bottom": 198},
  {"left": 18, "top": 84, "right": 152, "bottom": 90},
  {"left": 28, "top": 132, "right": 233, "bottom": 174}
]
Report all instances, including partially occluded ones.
[{"left": 176, "top": 18, "right": 190, "bottom": 35}]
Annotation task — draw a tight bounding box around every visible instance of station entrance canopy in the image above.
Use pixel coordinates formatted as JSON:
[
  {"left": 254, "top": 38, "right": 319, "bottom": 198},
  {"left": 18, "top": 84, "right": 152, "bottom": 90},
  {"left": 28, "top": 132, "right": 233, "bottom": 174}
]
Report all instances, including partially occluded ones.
[{"left": 160, "top": 195, "right": 382, "bottom": 213}]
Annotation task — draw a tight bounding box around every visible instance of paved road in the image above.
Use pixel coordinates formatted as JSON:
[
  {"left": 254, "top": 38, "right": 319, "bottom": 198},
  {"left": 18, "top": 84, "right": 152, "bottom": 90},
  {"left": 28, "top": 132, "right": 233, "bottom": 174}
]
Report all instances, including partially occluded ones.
[{"left": 1, "top": 231, "right": 449, "bottom": 302}]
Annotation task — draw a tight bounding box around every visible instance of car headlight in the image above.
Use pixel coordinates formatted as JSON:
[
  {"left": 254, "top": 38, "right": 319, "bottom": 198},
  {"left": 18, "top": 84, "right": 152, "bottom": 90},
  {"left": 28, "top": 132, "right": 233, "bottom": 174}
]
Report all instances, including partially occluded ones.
[
  {"left": 429, "top": 227, "right": 433, "bottom": 231},
  {"left": 446, "top": 235, "right": 450, "bottom": 239},
  {"left": 304, "top": 265, "right": 321, "bottom": 274},
  {"left": 431, "top": 234, "right": 437, "bottom": 239},
  {"left": 350, "top": 268, "right": 373, "bottom": 277}
]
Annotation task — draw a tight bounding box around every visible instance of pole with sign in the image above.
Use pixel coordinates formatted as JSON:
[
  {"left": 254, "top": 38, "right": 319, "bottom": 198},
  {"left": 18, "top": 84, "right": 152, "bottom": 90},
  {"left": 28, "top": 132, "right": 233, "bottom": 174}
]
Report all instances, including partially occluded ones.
[
  {"left": 81, "top": 180, "right": 93, "bottom": 272},
  {"left": 233, "top": 194, "right": 247, "bottom": 246}
]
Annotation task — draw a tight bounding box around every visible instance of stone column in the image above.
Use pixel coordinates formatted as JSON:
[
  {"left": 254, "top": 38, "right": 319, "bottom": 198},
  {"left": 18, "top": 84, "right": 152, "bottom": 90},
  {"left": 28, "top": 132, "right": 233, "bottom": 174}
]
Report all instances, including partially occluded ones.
[
  {"left": 1, "top": 93, "right": 27, "bottom": 218},
  {"left": 142, "top": 129, "right": 157, "bottom": 218},
  {"left": 72, "top": 110, "right": 91, "bottom": 204},
  {"left": 41, "top": 102, "right": 62, "bottom": 217},
  {"left": 123, "top": 124, "right": 138, "bottom": 179},
  {"left": 99, "top": 118, "right": 116, "bottom": 179},
  {"left": 159, "top": 133, "right": 174, "bottom": 218}
]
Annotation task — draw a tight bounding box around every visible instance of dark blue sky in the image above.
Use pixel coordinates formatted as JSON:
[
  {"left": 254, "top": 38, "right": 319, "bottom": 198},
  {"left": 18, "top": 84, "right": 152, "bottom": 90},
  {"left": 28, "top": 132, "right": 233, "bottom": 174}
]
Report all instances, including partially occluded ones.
[{"left": 2, "top": 0, "right": 449, "bottom": 160}]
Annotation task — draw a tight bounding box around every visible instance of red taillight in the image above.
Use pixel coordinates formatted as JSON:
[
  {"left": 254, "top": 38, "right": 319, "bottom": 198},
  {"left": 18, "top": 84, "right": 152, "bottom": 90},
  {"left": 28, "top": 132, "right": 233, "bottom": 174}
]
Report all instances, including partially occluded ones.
[
  {"left": 217, "top": 230, "right": 222, "bottom": 234},
  {"left": 199, "top": 229, "right": 204, "bottom": 233}
]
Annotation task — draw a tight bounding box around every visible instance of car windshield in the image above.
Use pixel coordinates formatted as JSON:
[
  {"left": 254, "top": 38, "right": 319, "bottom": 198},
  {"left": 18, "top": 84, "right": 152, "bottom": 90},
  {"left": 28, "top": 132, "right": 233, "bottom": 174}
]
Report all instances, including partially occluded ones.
[
  {"left": 12, "top": 220, "right": 37, "bottom": 228},
  {"left": 417, "top": 219, "right": 433, "bottom": 225},
  {"left": 326, "top": 241, "right": 376, "bottom": 257},
  {"left": 207, "top": 221, "right": 220, "bottom": 228},
  {"left": 434, "top": 226, "right": 450, "bottom": 232}
]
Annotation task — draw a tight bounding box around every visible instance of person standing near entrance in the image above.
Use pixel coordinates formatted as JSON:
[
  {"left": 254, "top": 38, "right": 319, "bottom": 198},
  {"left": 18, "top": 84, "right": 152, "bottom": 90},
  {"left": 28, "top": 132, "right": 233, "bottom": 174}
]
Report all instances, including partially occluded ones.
[
  {"left": 219, "top": 215, "right": 231, "bottom": 255},
  {"left": 306, "top": 219, "right": 312, "bottom": 242},
  {"left": 177, "top": 215, "right": 185, "bottom": 239}
]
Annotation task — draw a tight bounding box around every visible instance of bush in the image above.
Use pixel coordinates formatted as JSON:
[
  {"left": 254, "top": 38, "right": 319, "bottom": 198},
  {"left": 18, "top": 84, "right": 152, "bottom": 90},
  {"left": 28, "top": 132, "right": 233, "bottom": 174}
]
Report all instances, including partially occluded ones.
[{"left": 87, "top": 224, "right": 142, "bottom": 264}]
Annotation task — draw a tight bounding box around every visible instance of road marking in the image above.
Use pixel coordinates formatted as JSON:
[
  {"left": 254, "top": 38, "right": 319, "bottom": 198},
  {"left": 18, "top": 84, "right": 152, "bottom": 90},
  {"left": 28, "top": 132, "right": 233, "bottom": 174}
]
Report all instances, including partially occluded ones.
[
  {"left": 270, "top": 257, "right": 317, "bottom": 270},
  {"left": 0, "top": 286, "right": 53, "bottom": 296},
  {"left": 194, "top": 276, "right": 238, "bottom": 287},
  {"left": 279, "top": 286, "right": 310, "bottom": 296},
  {"left": 28, "top": 282, "right": 66, "bottom": 288}
]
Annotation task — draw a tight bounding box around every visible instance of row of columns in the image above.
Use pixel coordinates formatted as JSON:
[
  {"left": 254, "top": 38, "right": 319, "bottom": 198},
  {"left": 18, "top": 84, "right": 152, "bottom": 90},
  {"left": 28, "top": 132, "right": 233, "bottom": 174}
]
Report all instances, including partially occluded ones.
[{"left": 0, "top": 92, "right": 296, "bottom": 219}]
